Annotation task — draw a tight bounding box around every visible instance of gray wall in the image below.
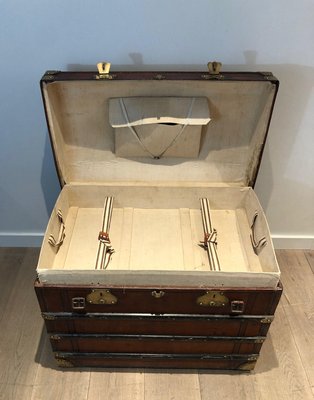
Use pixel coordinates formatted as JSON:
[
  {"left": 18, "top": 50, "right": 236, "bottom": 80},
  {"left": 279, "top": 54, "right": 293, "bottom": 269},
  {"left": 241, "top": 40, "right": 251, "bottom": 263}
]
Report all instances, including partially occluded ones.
[{"left": 0, "top": 0, "right": 313, "bottom": 248}]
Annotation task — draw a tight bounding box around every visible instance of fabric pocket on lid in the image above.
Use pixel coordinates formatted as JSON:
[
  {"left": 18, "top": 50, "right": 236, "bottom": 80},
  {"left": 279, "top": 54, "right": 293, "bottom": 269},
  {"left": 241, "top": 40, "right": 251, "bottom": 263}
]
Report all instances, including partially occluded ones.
[{"left": 109, "top": 97, "right": 210, "bottom": 159}]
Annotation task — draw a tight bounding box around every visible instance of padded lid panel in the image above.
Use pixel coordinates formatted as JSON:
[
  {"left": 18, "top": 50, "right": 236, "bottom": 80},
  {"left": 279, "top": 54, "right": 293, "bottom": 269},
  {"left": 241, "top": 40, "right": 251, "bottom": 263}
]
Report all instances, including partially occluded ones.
[{"left": 41, "top": 73, "right": 278, "bottom": 186}]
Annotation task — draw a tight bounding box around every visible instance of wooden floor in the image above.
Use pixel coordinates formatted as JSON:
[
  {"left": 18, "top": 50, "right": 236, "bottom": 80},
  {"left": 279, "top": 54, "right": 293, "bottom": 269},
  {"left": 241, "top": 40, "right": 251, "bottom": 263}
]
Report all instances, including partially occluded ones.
[{"left": 0, "top": 248, "right": 313, "bottom": 400}]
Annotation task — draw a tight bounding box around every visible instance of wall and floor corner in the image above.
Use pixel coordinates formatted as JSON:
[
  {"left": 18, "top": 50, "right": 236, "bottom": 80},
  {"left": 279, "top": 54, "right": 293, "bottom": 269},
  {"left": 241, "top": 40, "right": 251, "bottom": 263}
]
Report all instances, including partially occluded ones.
[{"left": 0, "top": 0, "right": 313, "bottom": 249}]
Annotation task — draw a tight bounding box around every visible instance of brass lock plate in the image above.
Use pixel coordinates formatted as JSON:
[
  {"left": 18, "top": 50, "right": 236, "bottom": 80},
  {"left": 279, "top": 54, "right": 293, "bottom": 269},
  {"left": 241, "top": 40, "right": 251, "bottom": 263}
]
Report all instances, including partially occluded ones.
[
  {"left": 86, "top": 289, "right": 117, "bottom": 305},
  {"left": 196, "top": 291, "right": 229, "bottom": 307}
]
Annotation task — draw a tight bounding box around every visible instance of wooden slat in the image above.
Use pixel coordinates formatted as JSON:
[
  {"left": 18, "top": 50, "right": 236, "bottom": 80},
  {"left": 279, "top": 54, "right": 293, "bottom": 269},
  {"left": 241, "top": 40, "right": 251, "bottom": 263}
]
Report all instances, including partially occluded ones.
[
  {"left": 200, "top": 305, "right": 314, "bottom": 400},
  {"left": 0, "top": 248, "right": 42, "bottom": 387},
  {"left": 275, "top": 250, "right": 314, "bottom": 306},
  {"left": 144, "top": 371, "right": 201, "bottom": 400},
  {"left": 0, "top": 383, "right": 33, "bottom": 400},
  {"left": 199, "top": 371, "right": 257, "bottom": 400},
  {"left": 88, "top": 369, "right": 144, "bottom": 400},
  {"left": 283, "top": 303, "right": 314, "bottom": 387},
  {"left": 0, "top": 247, "right": 26, "bottom": 322},
  {"left": 253, "top": 305, "right": 313, "bottom": 400},
  {"left": 31, "top": 338, "right": 90, "bottom": 400},
  {"left": 304, "top": 250, "right": 314, "bottom": 274}
]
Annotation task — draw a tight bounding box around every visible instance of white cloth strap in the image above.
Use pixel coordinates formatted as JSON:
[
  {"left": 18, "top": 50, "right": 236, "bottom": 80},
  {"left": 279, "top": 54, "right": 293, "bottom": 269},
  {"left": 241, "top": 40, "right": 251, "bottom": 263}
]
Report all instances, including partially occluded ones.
[
  {"left": 95, "top": 197, "right": 115, "bottom": 270},
  {"left": 119, "top": 97, "right": 195, "bottom": 159},
  {"left": 200, "top": 198, "right": 221, "bottom": 271}
]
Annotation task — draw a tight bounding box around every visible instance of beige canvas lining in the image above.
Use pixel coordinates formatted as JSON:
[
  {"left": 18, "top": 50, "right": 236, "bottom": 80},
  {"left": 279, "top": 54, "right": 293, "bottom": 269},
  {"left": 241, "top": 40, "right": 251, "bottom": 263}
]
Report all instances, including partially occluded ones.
[
  {"left": 37, "top": 184, "right": 280, "bottom": 288},
  {"left": 42, "top": 80, "right": 276, "bottom": 186}
]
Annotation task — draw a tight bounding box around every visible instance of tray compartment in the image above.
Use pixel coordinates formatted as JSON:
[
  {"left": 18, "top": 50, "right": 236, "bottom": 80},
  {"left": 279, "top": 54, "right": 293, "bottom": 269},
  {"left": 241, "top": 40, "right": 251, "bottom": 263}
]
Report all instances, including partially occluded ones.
[{"left": 37, "top": 184, "right": 280, "bottom": 288}]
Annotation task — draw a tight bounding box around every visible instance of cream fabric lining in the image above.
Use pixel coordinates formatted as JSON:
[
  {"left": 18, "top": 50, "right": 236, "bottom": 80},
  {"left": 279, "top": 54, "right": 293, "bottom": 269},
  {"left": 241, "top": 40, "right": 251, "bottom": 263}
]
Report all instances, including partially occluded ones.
[
  {"left": 42, "top": 80, "right": 276, "bottom": 185},
  {"left": 37, "top": 184, "right": 280, "bottom": 288}
]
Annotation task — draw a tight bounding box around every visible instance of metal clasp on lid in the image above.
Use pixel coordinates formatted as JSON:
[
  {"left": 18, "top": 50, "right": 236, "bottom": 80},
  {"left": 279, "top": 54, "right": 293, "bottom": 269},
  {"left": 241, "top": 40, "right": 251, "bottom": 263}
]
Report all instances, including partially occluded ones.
[
  {"left": 96, "top": 61, "right": 115, "bottom": 79},
  {"left": 207, "top": 61, "right": 222, "bottom": 75},
  {"left": 201, "top": 61, "right": 224, "bottom": 80}
]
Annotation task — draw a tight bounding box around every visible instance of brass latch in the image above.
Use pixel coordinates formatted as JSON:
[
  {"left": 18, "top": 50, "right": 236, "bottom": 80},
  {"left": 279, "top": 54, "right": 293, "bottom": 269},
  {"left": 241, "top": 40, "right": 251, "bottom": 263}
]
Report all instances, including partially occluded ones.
[
  {"left": 86, "top": 289, "right": 118, "bottom": 305},
  {"left": 201, "top": 61, "right": 223, "bottom": 80},
  {"left": 96, "top": 61, "right": 116, "bottom": 80},
  {"left": 196, "top": 291, "right": 229, "bottom": 307},
  {"left": 207, "top": 61, "right": 222, "bottom": 75}
]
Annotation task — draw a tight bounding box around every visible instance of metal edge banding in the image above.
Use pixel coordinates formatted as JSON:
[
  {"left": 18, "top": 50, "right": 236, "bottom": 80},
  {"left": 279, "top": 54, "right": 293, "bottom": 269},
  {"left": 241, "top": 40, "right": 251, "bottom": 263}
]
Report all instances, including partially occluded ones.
[
  {"left": 250, "top": 79, "right": 279, "bottom": 188},
  {"left": 42, "top": 71, "right": 279, "bottom": 83},
  {"left": 34, "top": 280, "right": 281, "bottom": 291},
  {"left": 54, "top": 351, "right": 259, "bottom": 360},
  {"left": 41, "top": 312, "right": 275, "bottom": 321},
  {"left": 53, "top": 352, "right": 260, "bottom": 370},
  {"left": 50, "top": 333, "right": 265, "bottom": 342},
  {"left": 40, "top": 82, "right": 65, "bottom": 187}
]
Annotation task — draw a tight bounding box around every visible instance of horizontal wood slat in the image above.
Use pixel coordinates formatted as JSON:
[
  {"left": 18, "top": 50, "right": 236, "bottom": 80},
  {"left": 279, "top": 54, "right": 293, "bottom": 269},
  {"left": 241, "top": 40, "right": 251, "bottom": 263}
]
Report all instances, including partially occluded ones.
[
  {"left": 43, "top": 312, "right": 272, "bottom": 337},
  {"left": 35, "top": 282, "right": 282, "bottom": 315},
  {"left": 50, "top": 333, "right": 264, "bottom": 354},
  {"left": 53, "top": 352, "right": 259, "bottom": 370}
]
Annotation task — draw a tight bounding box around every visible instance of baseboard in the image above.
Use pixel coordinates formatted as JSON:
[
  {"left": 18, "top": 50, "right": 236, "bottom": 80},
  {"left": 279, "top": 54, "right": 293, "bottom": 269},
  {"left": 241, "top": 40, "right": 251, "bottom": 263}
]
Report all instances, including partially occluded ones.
[
  {"left": 1, "top": 231, "right": 313, "bottom": 250},
  {"left": 0, "top": 232, "right": 44, "bottom": 247},
  {"left": 271, "top": 235, "right": 314, "bottom": 250}
]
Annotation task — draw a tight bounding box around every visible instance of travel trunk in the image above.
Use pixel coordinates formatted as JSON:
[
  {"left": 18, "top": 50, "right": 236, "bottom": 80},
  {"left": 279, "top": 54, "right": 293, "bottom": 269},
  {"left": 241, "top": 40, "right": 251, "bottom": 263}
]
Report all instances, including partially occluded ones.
[{"left": 35, "top": 65, "right": 282, "bottom": 370}]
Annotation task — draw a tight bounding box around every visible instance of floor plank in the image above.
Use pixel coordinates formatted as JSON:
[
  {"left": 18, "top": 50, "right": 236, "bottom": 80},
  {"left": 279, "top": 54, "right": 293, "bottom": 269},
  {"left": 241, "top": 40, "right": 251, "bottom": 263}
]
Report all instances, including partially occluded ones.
[
  {"left": 276, "top": 250, "right": 314, "bottom": 306},
  {"left": 253, "top": 305, "right": 313, "bottom": 400},
  {"left": 145, "top": 371, "right": 201, "bottom": 400},
  {"left": 31, "top": 337, "right": 90, "bottom": 400},
  {"left": 283, "top": 302, "right": 314, "bottom": 387},
  {"left": 0, "top": 248, "right": 43, "bottom": 387},
  {"left": 199, "top": 305, "right": 313, "bottom": 400},
  {"left": 88, "top": 369, "right": 144, "bottom": 400},
  {"left": 304, "top": 250, "right": 314, "bottom": 274},
  {"left": 0, "top": 247, "right": 26, "bottom": 322},
  {"left": 0, "top": 383, "right": 33, "bottom": 400},
  {"left": 199, "top": 370, "right": 256, "bottom": 400}
]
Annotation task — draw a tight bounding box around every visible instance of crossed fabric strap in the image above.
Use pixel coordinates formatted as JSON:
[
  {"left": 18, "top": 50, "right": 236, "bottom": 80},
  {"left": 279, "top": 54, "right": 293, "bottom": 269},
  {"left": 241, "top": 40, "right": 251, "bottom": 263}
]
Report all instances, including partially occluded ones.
[
  {"left": 199, "top": 198, "right": 221, "bottom": 271},
  {"left": 119, "top": 97, "right": 196, "bottom": 159},
  {"left": 95, "top": 197, "right": 115, "bottom": 269}
]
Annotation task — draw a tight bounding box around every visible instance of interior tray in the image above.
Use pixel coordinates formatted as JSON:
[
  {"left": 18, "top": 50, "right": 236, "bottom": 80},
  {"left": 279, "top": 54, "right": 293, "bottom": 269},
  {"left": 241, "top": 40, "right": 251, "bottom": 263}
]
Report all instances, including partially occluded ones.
[{"left": 37, "top": 184, "right": 280, "bottom": 288}]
